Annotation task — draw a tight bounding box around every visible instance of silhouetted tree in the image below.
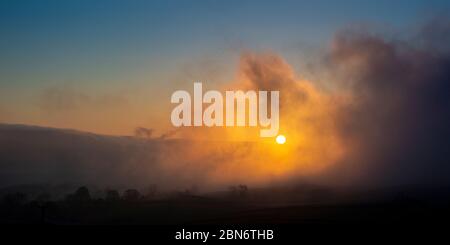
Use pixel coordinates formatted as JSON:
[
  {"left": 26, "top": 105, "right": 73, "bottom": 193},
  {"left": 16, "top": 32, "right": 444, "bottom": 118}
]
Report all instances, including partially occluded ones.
[
  {"left": 35, "top": 193, "right": 51, "bottom": 224},
  {"left": 2, "top": 192, "right": 27, "bottom": 206},
  {"left": 105, "top": 189, "right": 120, "bottom": 201},
  {"left": 123, "top": 189, "right": 141, "bottom": 201},
  {"left": 238, "top": 185, "right": 248, "bottom": 197},
  {"left": 229, "top": 185, "right": 249, "bottom": 198},
  {"left": 66, "top": 186, "right": 91, "bottom": 202}
]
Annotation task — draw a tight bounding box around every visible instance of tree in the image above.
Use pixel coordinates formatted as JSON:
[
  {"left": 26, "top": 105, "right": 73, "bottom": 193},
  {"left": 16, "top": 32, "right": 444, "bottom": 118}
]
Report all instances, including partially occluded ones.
[
  {"left": 35, "top": 193, "right": 51, "bottom": 224},
  {"left": 229, "top": 185, "right": 249, "bottom": 198},
  {"left": 105, "top": 189, "right": 120, "bottom": 201},
  {"left": 123, "top": 189, "right": 141, "bottom": 201},
  {"left": 66, "top": 186, "right": 91, "bottom": 202},
  {"left": 2, "top": 192, "right": 27, "bottom": 206},
  {"left": 238, "top": 185, "right": 248, "bottom": 197}
]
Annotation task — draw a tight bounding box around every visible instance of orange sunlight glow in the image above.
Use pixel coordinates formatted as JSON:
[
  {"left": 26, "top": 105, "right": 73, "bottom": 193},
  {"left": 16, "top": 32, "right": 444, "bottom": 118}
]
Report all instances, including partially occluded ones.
[{"left": 159, "top": 53, "right": 349, "bottom": 188}]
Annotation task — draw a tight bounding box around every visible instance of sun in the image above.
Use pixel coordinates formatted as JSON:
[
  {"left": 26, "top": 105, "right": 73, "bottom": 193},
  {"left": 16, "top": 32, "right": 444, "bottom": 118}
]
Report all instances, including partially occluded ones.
[{"left": 276, "top": 135, "right": 286, "bottom": 144}]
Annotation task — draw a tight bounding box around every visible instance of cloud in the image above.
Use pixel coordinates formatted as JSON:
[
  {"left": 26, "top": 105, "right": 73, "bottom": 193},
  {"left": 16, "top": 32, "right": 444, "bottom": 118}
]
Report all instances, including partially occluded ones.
[{"left": 320, "top": 21, "right": 450, "bottom": 187}]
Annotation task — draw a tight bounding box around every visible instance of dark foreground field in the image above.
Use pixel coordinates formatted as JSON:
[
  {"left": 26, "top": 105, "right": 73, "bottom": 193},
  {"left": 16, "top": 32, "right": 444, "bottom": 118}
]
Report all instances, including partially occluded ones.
[{"left": 1, "top": 186, "right": 450, "bottom": 226}]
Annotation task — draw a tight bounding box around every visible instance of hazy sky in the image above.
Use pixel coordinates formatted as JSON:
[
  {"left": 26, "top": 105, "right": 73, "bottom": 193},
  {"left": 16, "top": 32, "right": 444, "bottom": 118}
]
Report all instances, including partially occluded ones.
[{"left": 1, "top": 0, "right": 449, "bottom": 135}]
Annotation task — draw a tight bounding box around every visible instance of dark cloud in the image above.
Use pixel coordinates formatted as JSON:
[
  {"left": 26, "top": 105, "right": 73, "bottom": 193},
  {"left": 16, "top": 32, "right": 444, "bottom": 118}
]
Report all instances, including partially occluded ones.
[{"left": 323, "top": 21, "right": 450, "bottom": 187}]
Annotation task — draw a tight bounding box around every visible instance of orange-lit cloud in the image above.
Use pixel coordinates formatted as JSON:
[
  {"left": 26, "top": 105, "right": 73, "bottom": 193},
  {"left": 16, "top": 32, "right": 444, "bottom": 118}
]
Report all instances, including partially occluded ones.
[{"left": 156, "top": 52, "right": 349, "bottom": 188}]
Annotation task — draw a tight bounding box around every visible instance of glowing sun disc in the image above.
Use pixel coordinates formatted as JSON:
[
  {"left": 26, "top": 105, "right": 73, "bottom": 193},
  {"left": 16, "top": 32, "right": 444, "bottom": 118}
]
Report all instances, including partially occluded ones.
[{"left": 276, "top": 135, "right": 286, "bottom": 144}]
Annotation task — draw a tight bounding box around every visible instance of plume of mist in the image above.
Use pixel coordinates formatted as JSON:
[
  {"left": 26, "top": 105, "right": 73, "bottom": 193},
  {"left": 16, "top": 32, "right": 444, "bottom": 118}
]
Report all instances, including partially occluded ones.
[{"left": 319, "top": 23, "right": 450, "bottom": 188}]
